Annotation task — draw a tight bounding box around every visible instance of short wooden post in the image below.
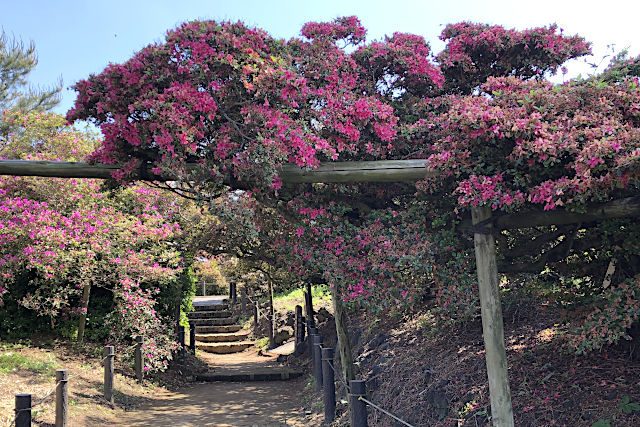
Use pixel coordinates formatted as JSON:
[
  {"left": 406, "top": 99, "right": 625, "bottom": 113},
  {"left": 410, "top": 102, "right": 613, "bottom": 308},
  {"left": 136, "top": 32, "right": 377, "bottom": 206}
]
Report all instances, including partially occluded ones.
[
  {"left": 15, "top": 393, "right": 31, "bottom": 427},
  {"left": 322, "top": 347, "right": 336, "bottom": 423},
  {"left": 308, "top": 325, "right": 318, "bottom": 360},
  {"left": 189, "top": 320, "right": 196, "bottom": 353},
  {"left": 253, "top": 301, "right": 259, "bottom": 330},
  {"left": 471, "top": 205, "right": 514, "bottom": 427},
  {"left": 103, "top": 345, "right": 114, "bottom": 404},
  {"left": 229, "top": 282, "right": 237, "bottom": 304},
  {"left": 313, "top": 335, "right": 323, "bottom": 392},
  {"left": 349, "top": 380, "right": 368, "bottom": 427},
  {"left": 178, "top": 325, "right": 186, "bottom": 363},
  {"left": 202, "top": 280, "right": 206, "bottom": 296},
  {"left": 55, "top": 369, "right": 68, "bottom": 427},
  {"left": 241, "top": 286, "right": 247, "bottom": 313},
  {"left": 294, "top": 305, "right": 304, "bottom": 351},
  {"left": 304, "top": 283, "right": 314, "bottom": 327},
  {"left": 134, "top": 336, "right": 144, "bottom": 381},
  {"left": 232, "top": 282, "right": 237, "bottom": 304}
]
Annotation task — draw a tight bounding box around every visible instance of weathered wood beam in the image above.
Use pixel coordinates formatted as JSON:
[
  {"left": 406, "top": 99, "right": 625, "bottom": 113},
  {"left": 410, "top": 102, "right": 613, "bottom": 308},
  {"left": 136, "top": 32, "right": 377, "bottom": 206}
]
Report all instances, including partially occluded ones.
[
  {"left": 496, "top": 196, "right": 640, "bottom": 229},
  {"left": 471, "top": 205, "right": 514, "bottom": 427},
  {"left": 0, "top": 159, "right": 436, "bottom": 183}
]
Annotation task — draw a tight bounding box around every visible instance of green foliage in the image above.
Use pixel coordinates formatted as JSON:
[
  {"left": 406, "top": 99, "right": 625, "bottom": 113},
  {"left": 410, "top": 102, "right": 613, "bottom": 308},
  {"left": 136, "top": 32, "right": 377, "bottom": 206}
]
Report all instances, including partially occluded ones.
[
  {"left": 0, "top": 351, "right": 57, "bottom": 375},
  {"left": 618, "top": 395, "right": 640, "bottom": 414},
  {"left": 591, "top": 419, "right": 611, "bottom": 427},
  {"left": 0, "top": 31, "right": 61, "bottom": 136}
]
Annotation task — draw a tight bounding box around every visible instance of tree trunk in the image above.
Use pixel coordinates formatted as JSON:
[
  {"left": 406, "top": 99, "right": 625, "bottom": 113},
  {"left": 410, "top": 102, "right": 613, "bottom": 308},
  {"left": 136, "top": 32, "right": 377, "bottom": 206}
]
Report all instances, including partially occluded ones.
[
  {"left": 77, "top": 283, "right": 91, "bottom": 342},
  {"left": 331, "top": 285, "right": 355, "bottom": 383}
]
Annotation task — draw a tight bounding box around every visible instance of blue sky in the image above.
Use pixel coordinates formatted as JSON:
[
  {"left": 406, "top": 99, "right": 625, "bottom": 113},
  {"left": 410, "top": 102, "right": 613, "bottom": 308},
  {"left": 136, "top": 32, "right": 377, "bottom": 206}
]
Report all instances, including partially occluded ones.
[{"left": 3, "top": 0, "right": 639, "bottom": 116}]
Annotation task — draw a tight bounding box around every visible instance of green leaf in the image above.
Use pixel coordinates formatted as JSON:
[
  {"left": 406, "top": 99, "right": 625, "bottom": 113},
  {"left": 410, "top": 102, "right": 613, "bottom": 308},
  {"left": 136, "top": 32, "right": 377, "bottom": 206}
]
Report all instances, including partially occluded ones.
[{"left": 591, "top": 419, "right": 611, "bottom": 427}]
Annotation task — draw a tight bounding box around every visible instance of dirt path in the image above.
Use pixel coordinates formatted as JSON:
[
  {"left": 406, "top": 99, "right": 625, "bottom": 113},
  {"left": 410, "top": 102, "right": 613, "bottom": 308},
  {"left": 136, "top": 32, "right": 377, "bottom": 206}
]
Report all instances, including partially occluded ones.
[
  {"left": 119, "top": 378, "right": 308, "bottom": 426},
  {"left": 121, "top": 296, "right": 310, "bottom": 426}
]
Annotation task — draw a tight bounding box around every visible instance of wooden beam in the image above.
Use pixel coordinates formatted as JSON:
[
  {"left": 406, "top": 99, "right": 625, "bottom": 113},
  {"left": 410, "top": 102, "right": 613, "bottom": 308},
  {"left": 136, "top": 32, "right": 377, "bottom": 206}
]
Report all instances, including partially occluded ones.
[
  {"left": 471, "top": 205, "right": 514, "bottom": 427},
  {"left": 495, "top": 196, "right": 640, "bottom": 229},
  {"left": 0, "top": 159, "right": 436, "bottom": 183}
]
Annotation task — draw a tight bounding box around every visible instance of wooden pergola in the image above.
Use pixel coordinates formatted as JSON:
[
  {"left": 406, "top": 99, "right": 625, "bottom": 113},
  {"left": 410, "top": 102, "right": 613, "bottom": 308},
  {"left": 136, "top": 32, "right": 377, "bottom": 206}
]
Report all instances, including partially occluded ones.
[{"left": 2, "top": 158, "right": 639, "bottom": 427}]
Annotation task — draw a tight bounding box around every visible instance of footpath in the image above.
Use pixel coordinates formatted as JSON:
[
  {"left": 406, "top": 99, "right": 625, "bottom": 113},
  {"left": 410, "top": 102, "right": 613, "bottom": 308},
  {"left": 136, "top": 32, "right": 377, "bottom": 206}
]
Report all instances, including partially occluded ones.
[{"left": 120, "top": 296, "right": 309, "bottom": 427}]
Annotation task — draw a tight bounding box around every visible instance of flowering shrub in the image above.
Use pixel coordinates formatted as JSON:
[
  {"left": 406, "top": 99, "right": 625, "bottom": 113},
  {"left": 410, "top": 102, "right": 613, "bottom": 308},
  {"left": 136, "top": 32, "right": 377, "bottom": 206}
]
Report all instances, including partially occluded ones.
[
  {"left": 0, "top": 111, "right": 187, "bottom": 371},
  {"left": 106, "top": 279, "right": 180, "bottom": 372},
  {"left": 573, "top": 276, "right": 640, "bottom": 354},
  {"left": 66, "top": 16, "right": 640, "bottom": 354}
]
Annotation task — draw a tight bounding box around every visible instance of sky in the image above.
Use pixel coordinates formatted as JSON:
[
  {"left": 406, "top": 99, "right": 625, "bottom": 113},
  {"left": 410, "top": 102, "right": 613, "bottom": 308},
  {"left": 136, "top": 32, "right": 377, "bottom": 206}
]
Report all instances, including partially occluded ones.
[{"left": 3, "top": 0, "right": 640, "bottom": 116}]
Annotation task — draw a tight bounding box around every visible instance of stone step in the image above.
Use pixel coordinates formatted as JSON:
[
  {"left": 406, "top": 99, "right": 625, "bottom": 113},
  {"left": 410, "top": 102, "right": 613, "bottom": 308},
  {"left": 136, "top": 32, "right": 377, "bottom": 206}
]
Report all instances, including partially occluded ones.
[
  {"left": 197, "top": 341, "right": 254, "bottom": 354},
  {"left": 188, "top": 310, "right": 232, "bottom": 319},
  {"left": 189, "top": 317, "right": 235, "bottom": 326},
  {"left": 193, "top": 304, "right": 229, "bottom": 312},
  {"left": 196, "top": 325, "right": 243, "bottom": 334},
  {"left": 196, "top": 331, "right": 250, "bottom": 343},
  {"left": 195, "top": 369, "right": 304, "bottom": 382}
]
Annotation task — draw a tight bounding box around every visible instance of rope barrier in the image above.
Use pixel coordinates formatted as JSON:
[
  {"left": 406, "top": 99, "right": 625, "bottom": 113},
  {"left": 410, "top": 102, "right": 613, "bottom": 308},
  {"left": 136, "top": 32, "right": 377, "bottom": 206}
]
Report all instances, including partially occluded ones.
[
  {"left": 10, "top": 376, "right": 72, "bottom": 426},
  {"left": 358, "top": 396, "right": 416, "bottom": 427},
  {"left": 317, "top": 344, "right": 414, "bottom": 427}
]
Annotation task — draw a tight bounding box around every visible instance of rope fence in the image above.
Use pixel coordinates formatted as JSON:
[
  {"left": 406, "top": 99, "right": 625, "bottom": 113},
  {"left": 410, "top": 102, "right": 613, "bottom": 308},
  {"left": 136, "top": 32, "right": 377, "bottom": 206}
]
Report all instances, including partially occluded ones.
[
  {"left": 10, "top": 340, "right": 148, "bottom": 427},
  {"left": 306, "top": 320, "right": 416, "bottom": 427}
]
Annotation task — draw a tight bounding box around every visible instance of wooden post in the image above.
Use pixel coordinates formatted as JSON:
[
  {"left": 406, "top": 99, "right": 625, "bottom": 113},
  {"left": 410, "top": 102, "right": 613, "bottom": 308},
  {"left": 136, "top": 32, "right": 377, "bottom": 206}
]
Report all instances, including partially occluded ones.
[
  {"left": 231, "top": 282, "right": 237, "bottom": 304},
  {"left": 471, "top": 205, "right": 514, "bottom": 427},
  {"left": 55, "top": 369, "right": 68, "bottom": 427},
  {"left": 202, "top": 280, "right": 206, "bottom": 297},
  {"left": 189, "top": 321, "right": 196, "bottom": 353},
  {"left": 349, "top": 380, "right": 368, "bottom": 427},
  {"left": 241, "top": 286, "right": 247, "bottom": 313},
  {"left": 134, "top": 336, "right": 144, "bottom": 381},
  {"left": 313, "top": 335, "right": 323, "bottom": 392},
  {"left": 322, "top": 347, "right": 336, "bottom": 423},
  {"left": 253, "top": 301, "right": 259, "bottom": 330},
  {"left": 15, "top": 393, "right": 31, "bottom": 427},
  {"left": 103, "top": 346, "right": 114, "bottom": 404},
  {"left": 308, "top": 326, "right": 318, "bottom": 360},
  {"left": 332, "top": 284, "right": 356, "bottom": 383},
  {"left": 178, "top": 325, "right": 186, "bottom": 363},
  {"left": 294, "top": 305, "right": 304, "bottom": 352},
  {"left": 304, "top": 283, "right": 314, "bottom": 327},
  {"left": 77, "top": 283, "right": 91, "bottom": 342},
  {"left": 268, "top": 279, "right": 275, "bottom": 349}
]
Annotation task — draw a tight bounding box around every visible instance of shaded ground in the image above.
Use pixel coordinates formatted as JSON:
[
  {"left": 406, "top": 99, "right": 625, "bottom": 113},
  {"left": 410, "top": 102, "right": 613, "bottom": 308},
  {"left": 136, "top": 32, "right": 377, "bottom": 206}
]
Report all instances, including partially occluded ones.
[
  {"left": 119, "top": 378, "right": 308, "bottom": 426},
  {"left": 121, "top": 296, "right": 310, "bottom": 426},
  {"left": 0, "top": 341, "right": 168, "bottom": 426},
  {"left": 341, "top": 301, "right": 640, "bottom": 426}
]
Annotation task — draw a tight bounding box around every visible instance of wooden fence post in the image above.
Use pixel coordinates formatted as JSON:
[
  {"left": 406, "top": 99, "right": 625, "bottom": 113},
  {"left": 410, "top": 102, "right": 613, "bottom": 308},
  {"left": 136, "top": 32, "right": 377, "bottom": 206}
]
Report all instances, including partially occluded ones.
[
  {"left": 15, "top": 393, "right": 31, "bottom": 427},
  {"left": 253, "top": 301, "right": 259, "bottom": 330},
  {"left": 471, "top": 205, "right": 514, "bottom": 427},
  {"left": 189, "top": 320, "right": 196, "bottom": 353},
  {"left": 349, "top": 380, "right": 368, "bottom": 427},
  {"left": 241, "top": 286, "right": 247, "bottom": 313},
  {"left": 308, "top": 325, "right": 318, "bottom": 360},
  {"left": 304, "top": 283, "right": 314, "bottom": 327},
  {"left": 322, "top": 347, "right": 336, "bottom": 423},
  {"left": 294, "top": 305, "right": 304, "bottom": 352},
  {"left": 55, "top": 369, "right": 68, "bottom": 427},
  {"left": 134, "top": 336, "right": 144, "bottom": 381},
  {"left": 313, "top": 335, "right": 323, "bottom": 392},
  {"left": 103, "top": 346, "right": 114, "bottom": 404},
  {"left": 178, "top": 325, "right": 186, "bottom": 363}
]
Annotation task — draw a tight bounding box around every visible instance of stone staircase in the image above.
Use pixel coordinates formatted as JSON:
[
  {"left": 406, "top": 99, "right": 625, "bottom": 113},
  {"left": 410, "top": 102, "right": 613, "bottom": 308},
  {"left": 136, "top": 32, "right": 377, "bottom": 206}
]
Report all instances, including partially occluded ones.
[{"left": 189, "top": 302, "right": 254, "bottom": 354}]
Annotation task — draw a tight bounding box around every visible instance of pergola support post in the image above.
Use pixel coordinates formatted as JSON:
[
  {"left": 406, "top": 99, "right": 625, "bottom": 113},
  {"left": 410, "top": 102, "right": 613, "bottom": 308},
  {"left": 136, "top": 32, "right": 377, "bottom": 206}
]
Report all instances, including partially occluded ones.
[{"left": 471, "top": 205, "right": 514, "bottom": 427}]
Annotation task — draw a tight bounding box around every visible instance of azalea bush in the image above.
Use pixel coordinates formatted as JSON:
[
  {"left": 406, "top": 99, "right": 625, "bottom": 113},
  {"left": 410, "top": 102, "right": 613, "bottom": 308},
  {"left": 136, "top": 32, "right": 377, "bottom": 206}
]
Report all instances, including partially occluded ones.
[
  {"left": 0, "top": 111, "right": 191, "bottom": 371},
  {"left": 66, "top": 16, "right": 640, "bottom": 353}
]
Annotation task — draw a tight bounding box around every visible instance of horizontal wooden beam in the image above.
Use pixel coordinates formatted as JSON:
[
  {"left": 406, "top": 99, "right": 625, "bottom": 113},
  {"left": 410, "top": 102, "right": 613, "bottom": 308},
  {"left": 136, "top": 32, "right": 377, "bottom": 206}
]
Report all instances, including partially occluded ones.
[
  {"left": 0, "top": 159, "right": 436, "bottom": 183},
  {"left": 495, "top": 196, "right": 640, "bottom": 229}
]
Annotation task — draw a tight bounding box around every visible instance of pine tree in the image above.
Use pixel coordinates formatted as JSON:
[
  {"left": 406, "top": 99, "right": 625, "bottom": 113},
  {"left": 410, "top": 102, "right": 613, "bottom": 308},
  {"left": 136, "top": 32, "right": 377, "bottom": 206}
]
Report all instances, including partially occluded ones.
[{"left": 0, "top": 30, "right": 61, "bottom": 118}]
